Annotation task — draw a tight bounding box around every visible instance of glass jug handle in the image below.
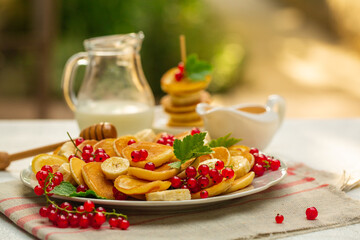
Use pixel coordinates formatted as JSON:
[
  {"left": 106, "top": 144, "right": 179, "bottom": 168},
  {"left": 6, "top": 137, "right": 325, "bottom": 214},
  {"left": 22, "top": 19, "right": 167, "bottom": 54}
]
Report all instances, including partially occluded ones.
[{"left": 61, "top": 52, "right": 88, "bottom": 111}]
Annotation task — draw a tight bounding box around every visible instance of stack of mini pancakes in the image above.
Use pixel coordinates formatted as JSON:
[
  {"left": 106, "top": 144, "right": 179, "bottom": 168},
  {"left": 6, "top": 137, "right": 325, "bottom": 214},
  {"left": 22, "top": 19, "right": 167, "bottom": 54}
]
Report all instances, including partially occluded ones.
[{"left": 160, "top": 68, "right": 211, "bottom": 127}]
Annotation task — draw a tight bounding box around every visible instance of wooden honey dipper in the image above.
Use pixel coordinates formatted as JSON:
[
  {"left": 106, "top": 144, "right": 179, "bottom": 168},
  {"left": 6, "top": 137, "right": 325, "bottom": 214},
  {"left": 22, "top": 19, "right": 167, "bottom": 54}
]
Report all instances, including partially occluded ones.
[{"left": 0, "top": 122, "right": 117, "bottom": 170}]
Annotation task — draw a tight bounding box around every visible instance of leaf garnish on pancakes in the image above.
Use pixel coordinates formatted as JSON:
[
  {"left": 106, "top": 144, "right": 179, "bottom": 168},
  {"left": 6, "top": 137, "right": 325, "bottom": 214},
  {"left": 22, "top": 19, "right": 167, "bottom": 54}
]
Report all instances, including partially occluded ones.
[
  {"left": 185, "top": 54, "right": 212, "bottom": 81},
  {"left": 208, "top": 133, "right": 242, "bottom": 148},
  {"left": 50, "top": 181, "right": 106, "bottom": 199},
  {"left": 169, "top": 132, "right": 213, "bottom": 169}
]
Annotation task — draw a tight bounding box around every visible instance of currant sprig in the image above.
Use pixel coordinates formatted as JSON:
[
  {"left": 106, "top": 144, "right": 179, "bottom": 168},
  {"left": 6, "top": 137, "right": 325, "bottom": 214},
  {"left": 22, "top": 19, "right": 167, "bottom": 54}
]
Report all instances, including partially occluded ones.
[{"left": 34, "top": 165, "right": 129, "bottom": 230}]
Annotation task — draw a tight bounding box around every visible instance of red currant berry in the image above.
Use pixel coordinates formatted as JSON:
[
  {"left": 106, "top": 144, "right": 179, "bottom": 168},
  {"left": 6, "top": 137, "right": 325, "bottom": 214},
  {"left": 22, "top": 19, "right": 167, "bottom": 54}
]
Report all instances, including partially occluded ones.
[
  {"left": 181, "top": 184, "right": 189, "bottom": 189},
  {"left": 191, "top": 127, "right": 201, "bottom": 135},
  {"left": 52, "top": 176, "right": 61, "bottom": 186},
  {"left": 84, "top": 200, "right": 95, "bottom": 212},
  {"left": 36, "top": 170, "right": 48, "bottom": 183},
  {"left": 115, "top": 191, "right": 128, "bottom": 200},
  {"left": 47, "top": 204, "right": 57, "bottom": 213},
  {"left": 187, "top": 178, "right": 197, "bottom": 189},
  {"left": 127, "top": 139, "right": 136, "bottom": 145},
  {"left": 178, "top": 62, "right": 184, "bottom": 72},
  {"left": 270, "top": 159, "right": 281, "bottom": 171},
  {"left": 215, "top": 160, "right": 224, "bottom": 170},
  {"left": 185, "top": 166, "right": 197, "bottom": 178},
  {"left": 39, "top": 206, "right": 48, "bottom": 217},
  {"left": 69, "top": 214, "right": 80, "bottom": 228},
  {"left": 249, "top": 148, "right": 259, "bottom": 155},
  {"left": 60, "top": 202, "right": 73, "bottom": 211},
  {"left": 94, "top": 148, "right": 105, "bottom": 155},
  {"left": 76, "top": 184, "right": 88, "bottom": 192},
  {"left": 190, "top": 184, "right": 201, "bottom": 193},
  {"left": 209, "top": 169, "right": 219, "bottom": 178},
  {"left": 41, "top": 165, "right": 53, "bottom": 173},
  {"left": 198, "top": 176, "right": 209, "bottom": 188},
  {"left": 93, "top": 212, "right": 106, "bottom": 226},
  {"left": 119, "top": 219, "right": 130, "bottom": 230},
  {"left": 34, "top": 185, "right": 44, "bottom": 196},
  {"left": 87, "top": 212, "right": 94, "bottom": 224},
  {"left": 175, "top": 71, "right": 183, "bottom": 81},
  {"left": 275, "top": 214, "right": 284, "bottom": 223},
  {"left": 157, "top": 138, "right": 165, "bottom": 145},
  {"left": 48, "top": 209, "right": 58, "bottom": 222},
  {"left": 79, "top": 215, "right": 89, "bottom": 228},
  {"left": 139, "top": 149, "right": 148, "bottom": 161},
  {"left": 94, "top": 152, "right": 106, "bottom": 162},
  {"left": 75, "top": 137, "right": 84, "bottom": 146},
  {"left": 200, "top": 190, "right": 209, "bottom": 198},
  {"left": 83, "top": 144, "right": 93, "bottom": 153},
  {"left": 103, "top": 153, "right": 110, "bottom": 160},
  {"left": 222, "top": 167, "right": 235, "bottom": 179},
  {"left": 76, "top": 205, "right": 85, "bottom": 216},
  {"left": 96, "top": 207, "right": 106, "bottom": 213},
  {"left": 213, "top": 173, "right": 224, "bottom": 184},
  {"left": 253, "top": 164, "right": 265, "bottom": 176},
  {"left": 54, "top": 172, "right": 63, "bottom": 182},
  {"left": 171, "top": 176, "right": 182, "bottom": 188},
  {"left": 82, "top": 149, "right": 92, "bottom": 161},
  {"left": 68, "top": 154, "right": 76, "bottom": 161},
  {"left": 131, "top": 150, "right": 141, "bottom": 162},
  {"left": 306, "top": 207, "right": 318, "bottom": 220},
  {"left": 198, "top": 164, "right": 209, "bottom": 176},
  {"left": 144, "top": 162, "right": 155, "bottom": 171},
  {"left": 255, "top": 154, "right": 268, "bottom": 166},
  {"left": 109, "top": 217, "right": 119, "bottom": 228},
  {"left": 56, "top": 214, "right": 69, "bottom": 228}
]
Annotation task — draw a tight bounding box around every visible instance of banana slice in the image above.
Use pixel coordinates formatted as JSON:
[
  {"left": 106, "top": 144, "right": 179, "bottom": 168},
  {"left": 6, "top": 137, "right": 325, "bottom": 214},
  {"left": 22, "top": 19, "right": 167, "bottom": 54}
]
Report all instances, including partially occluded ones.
[
  {"left": 230, "top": 155, "right": 251, "bottom": 179},
  {"left": 146, "top": 189, "right": 191, "bottom": 201},
  {"left": 135, "top": 129, "right": 156, "bottom": 142},
  {"left": 101, "top": 157, "right": 130, "bottom": 180},
  {"left": 57, "top": 141, "right": 76, "bottom": 159},
  {"left": 58, "top": 163, "right": 76, "bottom": 185}
]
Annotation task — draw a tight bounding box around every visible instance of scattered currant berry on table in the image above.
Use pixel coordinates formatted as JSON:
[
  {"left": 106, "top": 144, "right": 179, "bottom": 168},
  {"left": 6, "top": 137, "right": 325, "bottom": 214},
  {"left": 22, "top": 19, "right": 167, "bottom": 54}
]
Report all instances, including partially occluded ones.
[
  {"left": 253, "top": 163, "right": 265, "bottom": 176},
  {"left": 191, "top": 127, "right": 201, "bottom": 135},
  {"left": 306, "top": 207, "right": 318, "bottom": 220},
  {"left": 215, "top": 160, "right": 224, "bottom": 170},
  {"left": 200, "top": 190, "right": 209, "bottom": 198},
  {"left": 144, "top": 162, "right": 155, "bottom": 171},
  {"left": 275, "top": 214, "right": 284, "bottom": 223},
  {"left": 127, "top": 139, "right": 136, "bottom": 145},
  {"left": 75, "top": 137, "right": 84, "bottom": 146},
  {"left": 185, "top": 166, "right": 197, "bottom": 178}
]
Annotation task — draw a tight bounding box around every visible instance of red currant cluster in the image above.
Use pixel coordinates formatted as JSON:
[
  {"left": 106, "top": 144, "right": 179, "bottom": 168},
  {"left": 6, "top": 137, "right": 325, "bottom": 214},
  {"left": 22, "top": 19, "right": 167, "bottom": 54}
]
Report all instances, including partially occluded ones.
[
  {"left": 174, "top": 62, "right": 185, "bottom": 81},
  {"left": 130, "top": 149, "right": 148, "bottom": 162},
  {"left": 169, "top": 160, "right": 234, "bottom": 199},
  {"left": 69, "top": 138, "right": 110, "bottom": 163},
  {"left": 34, "top": 165, "right": 63, "bottom": 196},
  {"left": 157, "top": 134, "right": 175, "bottom": 146},
  {"left": 39, "top": 200, "right": 129, "bottom": 229},
  {"left": 249, "top": 148, "right": 281, "bottom": 176}
]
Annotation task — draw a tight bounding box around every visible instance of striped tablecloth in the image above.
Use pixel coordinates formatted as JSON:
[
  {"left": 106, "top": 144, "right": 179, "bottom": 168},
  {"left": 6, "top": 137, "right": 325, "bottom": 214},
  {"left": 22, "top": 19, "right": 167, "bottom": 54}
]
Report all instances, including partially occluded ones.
[{"left": 1, "top": 163, "right": 360, "bottom": 240}]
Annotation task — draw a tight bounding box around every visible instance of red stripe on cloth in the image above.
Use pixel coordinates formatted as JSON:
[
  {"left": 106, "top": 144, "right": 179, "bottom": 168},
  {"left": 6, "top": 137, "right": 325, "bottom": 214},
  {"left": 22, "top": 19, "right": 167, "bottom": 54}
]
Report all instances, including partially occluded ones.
[
  {"left": 0, "top": 196, "right": 41, "bottom": 204},
  {"left": 32, "top": 225, "right": 55, "bottom": 236},
  {"left": 132, "top": 184, "right": 329, "bottom": 226},
  {"left": 17, "top": 213, "right": 42, "bottom": 228},
  {"left": 4, "top": 203, "right": 40, "bottom": 217},
  {"left": 263, "top": 177, "right": 315, "bottom": 193}
]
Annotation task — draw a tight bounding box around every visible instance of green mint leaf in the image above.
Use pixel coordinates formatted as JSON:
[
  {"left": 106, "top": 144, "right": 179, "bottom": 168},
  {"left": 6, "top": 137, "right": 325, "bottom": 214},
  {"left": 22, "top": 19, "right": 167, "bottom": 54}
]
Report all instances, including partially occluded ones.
[
  {"left": 168, "top": 161, "right": 181, "bottom": 169},
  {"left": 172, "top": 132, "right": 213, "bottom": 169},
  {"left": 50, "top": 181, "right": 76, "bottom": 196},
  {"left": 70, "top": 190, "right": 107, "bottom": 199},
  {"left": 208, "top": 133, "right": 242, "bottom": 148},
  {"left": 185, "top": 54, "right": 212, "bottom": 82}
]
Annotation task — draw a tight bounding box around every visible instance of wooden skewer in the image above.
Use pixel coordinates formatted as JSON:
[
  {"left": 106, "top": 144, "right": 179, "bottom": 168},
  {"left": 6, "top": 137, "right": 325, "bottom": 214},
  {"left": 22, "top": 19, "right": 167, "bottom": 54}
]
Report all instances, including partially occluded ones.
[
  {"left": 0, "top": 122, "right": 117, "bottom": 170},
  {"left": 180, "top": 34, "right": 187, "bottom": 63}
]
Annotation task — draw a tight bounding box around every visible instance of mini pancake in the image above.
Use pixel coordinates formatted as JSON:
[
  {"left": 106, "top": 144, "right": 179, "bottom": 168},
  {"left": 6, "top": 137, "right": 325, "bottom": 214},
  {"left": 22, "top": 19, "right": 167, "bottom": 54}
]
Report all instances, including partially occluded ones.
[
  {"left": 114, "top": 175, "right": 171, "bottom": 195},
  {"left": 225, "top": 172, "right": 255, "bottom": 194},
  {"left": 161, "top": 92, "right": 211, "bottom": 113},
  {"left": 93, "top": 138, "right": 117, "bottom": 157},
  {"left": 69, "top": 157, "right": 86, "bottom": 186},
  {"left": 76, "top": 140, "right": 98, "bottom": 158},
  {"left": 114, "top": 135, "right": 138, "bottom": 157},
  {"left": 191, "top": 176, "right": 235, "bottom": 199},
  {"left": 161, "top": 68, "right": 211, "bottom": 95},
  {"left": 168, "top": 118, "right": 203, "bottom": 127},
  {"left": 128, "top": 163, "right": 180, "bottom": 181},
  {"left": 211, "top": 147, "right": 231, "bottom": 166},
  {"left": 228, "top": 145, "right": 250, "bottom": 156},
  {"left": 166, "top": 111, "right": 202, "bottom": 123},
  {"left": 82, "top": 162, "right": 114, "bottom": 199},
  {"left": 122, "top": 142, "right": 174, "bottom": 168},
  {"left": 170, "top": 91, "right": 202, "bottom": 106}
]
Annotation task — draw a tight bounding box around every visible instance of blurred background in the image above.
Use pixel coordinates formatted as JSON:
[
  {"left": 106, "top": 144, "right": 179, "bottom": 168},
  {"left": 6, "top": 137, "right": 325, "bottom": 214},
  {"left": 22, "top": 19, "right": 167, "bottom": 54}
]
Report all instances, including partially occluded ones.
[{"left": 0, "top": 0, "right": 360, "bottom": 119}]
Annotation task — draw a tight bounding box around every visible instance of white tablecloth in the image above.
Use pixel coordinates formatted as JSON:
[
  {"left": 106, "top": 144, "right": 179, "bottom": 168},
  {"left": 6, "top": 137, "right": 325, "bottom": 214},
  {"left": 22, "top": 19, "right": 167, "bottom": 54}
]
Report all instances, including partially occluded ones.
[{"left": 0, "top": 119, "right": 359, "bottom": 239}]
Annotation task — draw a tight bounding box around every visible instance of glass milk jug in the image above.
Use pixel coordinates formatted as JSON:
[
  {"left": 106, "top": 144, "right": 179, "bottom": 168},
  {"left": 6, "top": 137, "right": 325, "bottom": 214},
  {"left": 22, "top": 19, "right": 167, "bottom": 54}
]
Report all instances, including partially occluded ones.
[{"left": 62, "top": 32, "right": 155, "bottom": 135}]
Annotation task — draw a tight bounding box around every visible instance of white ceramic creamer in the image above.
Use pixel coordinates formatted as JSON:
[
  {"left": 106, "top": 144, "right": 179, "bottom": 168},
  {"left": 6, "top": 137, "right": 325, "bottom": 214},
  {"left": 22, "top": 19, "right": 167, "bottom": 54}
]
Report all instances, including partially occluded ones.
[{"left": 196, "top": 95, "right": 286, "bottom": 150}]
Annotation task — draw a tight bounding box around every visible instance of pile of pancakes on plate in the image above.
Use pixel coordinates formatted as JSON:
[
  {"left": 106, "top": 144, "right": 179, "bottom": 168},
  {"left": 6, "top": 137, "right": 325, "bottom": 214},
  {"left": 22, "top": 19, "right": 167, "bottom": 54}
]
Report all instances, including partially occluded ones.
[{"left": 160, "top": 68, "right": 211, "bottom": 127}]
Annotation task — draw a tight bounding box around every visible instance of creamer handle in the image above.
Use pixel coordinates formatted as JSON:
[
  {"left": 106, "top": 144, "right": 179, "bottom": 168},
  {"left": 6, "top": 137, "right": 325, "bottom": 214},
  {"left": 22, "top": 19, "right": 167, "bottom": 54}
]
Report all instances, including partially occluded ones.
[
  {"left": 266, "top": 95, "right": 286, "bottom": 128},
  {"left": 61, "top": 52, "right": 88, "bottom": 112},
  {"left": 196, "top": 103, "right": 211, "bottom": 116}
]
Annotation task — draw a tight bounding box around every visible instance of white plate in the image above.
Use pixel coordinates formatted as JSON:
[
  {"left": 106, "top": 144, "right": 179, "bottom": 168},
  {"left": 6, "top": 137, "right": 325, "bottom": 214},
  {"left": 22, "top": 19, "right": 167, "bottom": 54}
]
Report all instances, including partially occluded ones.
[{"left": 20, "top": 161, "right": 287, "bottom": 213}]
